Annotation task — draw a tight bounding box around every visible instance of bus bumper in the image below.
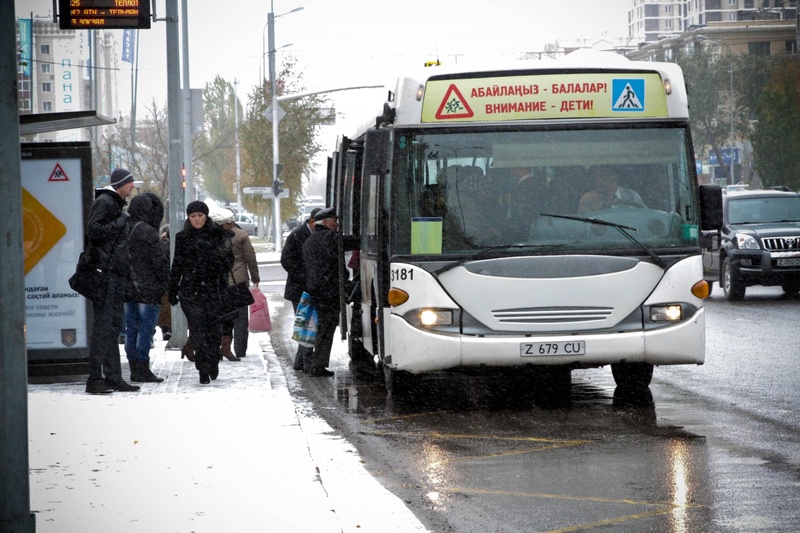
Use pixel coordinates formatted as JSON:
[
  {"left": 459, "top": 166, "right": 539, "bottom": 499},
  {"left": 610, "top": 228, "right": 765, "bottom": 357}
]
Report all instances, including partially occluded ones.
[{"left": 386, "top": 308, "right": 705, "bottom": 373}]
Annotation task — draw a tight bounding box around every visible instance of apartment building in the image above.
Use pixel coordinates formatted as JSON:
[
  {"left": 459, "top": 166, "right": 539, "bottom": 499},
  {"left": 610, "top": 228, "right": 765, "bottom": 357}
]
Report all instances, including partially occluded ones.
[{"left": 629, "top": 0, "right": 798, "bottom": 44}]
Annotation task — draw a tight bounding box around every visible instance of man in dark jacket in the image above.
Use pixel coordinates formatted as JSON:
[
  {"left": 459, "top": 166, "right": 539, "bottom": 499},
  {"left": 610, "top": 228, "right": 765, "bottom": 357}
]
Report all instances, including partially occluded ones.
[
  {"left": 85, "top": 168, "right": 140, "bottom": 394},
  {"left": 281, "top": 207, "right": 321, "bottom": 371},
  {"left": 125, "top": 192, "right": 170, "bottom": 383},
  {"left": 301, "top": 207, "right": 359, "bottom": 377}
]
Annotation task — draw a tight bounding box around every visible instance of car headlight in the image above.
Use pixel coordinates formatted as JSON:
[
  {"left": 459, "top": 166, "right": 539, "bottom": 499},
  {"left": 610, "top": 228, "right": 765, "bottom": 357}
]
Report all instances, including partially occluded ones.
[{"left": 735, "top": 234, "right": 760, "bottom": 250}]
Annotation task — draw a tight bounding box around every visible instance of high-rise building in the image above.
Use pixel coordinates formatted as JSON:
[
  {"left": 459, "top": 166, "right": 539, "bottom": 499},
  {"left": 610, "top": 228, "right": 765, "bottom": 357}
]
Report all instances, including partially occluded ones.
[
  {"left": 16, "top": 19, "right": 119, "bottom": 142},
  {"left": 628, "top": 0, "right": 798, "bottom": 44}
]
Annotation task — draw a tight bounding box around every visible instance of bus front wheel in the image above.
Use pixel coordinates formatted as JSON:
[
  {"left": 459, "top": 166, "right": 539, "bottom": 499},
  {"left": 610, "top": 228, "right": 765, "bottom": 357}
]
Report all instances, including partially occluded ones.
[
  {"left": 611, "top": 362, "right": 653, "bottom": 389},
  {"left": 383, "top": 364, "right": 417, "bottom": 397}
]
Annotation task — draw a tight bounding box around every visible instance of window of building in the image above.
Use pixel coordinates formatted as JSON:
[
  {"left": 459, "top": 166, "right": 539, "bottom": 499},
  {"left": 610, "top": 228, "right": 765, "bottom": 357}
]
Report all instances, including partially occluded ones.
[
  {"left": 729, "top": 12, "right": 736, "bottom": 20},
  {"left": 748, "top": 41, "right": 771, "bottom": 55},
  {"left": 19, "top": 99, "right": 30, "bottom": 112},
  {"left": 744, "top": 0, "right": 754, "bottom": 8},
  {"left": 665, "top": 5, "right": 672, "bottom": 13},
  {"left": 42, "top": 82, "right": 51, "bottom": 93},
  {"left": 665, "top": 19, "right": 672, "bottom": 28},
  {"left": 40, "top": 44, "right": 50, "bottom": 55},
  {"left": 41, "top": 63, "right": 50, "bottom": 74},
  {"left": 18, "top": 80, "right": 30, "bottom": 92},
  {"left": 786, "top": 40, "right": 797, "bottom": 54},
  {"left": 42, "top": 101, "right": 53, "bottom": 112},
  {"left": 729, "top": 0, "right": 736, "bottom": 5}
]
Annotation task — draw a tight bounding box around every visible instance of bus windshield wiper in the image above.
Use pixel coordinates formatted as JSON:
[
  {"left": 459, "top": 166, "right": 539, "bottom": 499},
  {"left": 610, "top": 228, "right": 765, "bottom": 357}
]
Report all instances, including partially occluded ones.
[
  {"left": 434, "top": 243, "right": 560, "bottom": 276},
  {"left": 539, "top": 213, "right": 667, "bottom": 269}
]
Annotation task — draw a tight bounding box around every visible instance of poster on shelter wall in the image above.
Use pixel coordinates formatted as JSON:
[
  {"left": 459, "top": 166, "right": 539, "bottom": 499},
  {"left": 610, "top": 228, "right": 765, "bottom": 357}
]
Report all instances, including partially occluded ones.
[{"left": 21, "top": 143, "right": 91, "bottom": 361}]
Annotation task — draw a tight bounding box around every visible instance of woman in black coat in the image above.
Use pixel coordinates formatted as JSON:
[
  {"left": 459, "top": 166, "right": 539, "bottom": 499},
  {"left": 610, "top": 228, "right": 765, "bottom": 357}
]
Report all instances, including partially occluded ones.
[
  {"left": 168, "top": 201, "right": 233, "bottom": 384},
  {"left": 125, "top": 192, "right": 170, "bottom": 383}
]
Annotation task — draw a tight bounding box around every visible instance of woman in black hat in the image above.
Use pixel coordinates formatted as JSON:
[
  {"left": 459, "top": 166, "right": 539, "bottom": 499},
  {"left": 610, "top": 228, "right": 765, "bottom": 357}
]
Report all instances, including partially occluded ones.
[{"left": 168, "top": 201, "right": 233, "bottom": 384}]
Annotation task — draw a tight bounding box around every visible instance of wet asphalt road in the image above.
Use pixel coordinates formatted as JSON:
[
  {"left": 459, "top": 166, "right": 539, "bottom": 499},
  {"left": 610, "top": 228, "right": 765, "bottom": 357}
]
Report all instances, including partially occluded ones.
[{"left": 262, "top": 262, "right": 800, "bottom": 532}]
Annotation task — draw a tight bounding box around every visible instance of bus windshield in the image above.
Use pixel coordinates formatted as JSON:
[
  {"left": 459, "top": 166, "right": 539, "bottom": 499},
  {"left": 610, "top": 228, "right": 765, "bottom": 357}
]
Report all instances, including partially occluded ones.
[{"left": 390, "top": 125, "right": 698, "bottom": 256}]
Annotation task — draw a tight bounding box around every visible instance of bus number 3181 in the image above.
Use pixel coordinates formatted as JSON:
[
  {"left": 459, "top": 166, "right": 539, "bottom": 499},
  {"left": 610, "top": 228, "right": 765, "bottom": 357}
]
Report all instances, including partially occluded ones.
[{"left": 391, "top": 268, "right": 414, "bottom": 281}]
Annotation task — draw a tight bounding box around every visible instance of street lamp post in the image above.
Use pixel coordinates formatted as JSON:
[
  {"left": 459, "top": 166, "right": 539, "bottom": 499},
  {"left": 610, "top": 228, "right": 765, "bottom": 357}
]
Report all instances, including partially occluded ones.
[{"left": 265, "top": 3, "right": 303, "bottom": 252}]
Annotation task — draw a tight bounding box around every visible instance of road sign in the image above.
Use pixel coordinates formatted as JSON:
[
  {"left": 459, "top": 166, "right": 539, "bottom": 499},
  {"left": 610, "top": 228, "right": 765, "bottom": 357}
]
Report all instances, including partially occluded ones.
[{"left": 242, "top": 186, "right": 289, "bottom": 199}]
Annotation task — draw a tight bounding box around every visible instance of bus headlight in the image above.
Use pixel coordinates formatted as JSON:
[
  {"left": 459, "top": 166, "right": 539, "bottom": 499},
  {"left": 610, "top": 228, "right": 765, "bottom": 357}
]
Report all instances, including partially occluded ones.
[
  {"left": 650, "top": 304, "right": 682, "bottom": 322},
  {"left": 419, "top": 309, "right": 453, "bottom": 327}
]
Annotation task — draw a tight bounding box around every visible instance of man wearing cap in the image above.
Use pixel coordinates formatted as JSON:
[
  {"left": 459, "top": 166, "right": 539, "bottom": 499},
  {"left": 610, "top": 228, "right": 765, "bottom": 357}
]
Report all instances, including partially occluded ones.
[
  {"left": 84, "top": 167, "right": 140, "bottom": 394},
  {"left": 301, "top": 207, "right": 360, "bottom": 377},
  {"left": 281, "top": 207, "right": 321, "bottom": 371}
]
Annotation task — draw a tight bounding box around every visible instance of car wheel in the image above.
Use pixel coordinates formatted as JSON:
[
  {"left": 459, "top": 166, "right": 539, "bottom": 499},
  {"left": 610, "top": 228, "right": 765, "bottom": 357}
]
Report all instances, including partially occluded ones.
[
  {"left": 782, "top": 282, "right": 800, "bottom": 295},
  {"left": 722, "top": 257, "right": 745, "bottom": 301}
]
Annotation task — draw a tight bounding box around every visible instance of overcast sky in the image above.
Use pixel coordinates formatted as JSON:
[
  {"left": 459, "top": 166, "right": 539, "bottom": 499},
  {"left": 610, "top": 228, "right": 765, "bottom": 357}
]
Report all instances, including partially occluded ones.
[{"left": 17, "top": 0, "right": 632, "bottom": 174}]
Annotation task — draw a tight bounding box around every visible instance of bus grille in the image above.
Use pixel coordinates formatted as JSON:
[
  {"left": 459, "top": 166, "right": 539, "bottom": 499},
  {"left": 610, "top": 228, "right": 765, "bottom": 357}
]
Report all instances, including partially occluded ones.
[
  {"left": 763, "top": 236, "right": 800, "bottom": 251},
  {"left": 493, "top": 306, "right": 613, "bottom": 324}
]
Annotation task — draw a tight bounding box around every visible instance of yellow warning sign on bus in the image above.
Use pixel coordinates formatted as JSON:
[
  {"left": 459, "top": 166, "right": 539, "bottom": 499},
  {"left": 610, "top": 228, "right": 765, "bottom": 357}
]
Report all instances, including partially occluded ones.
[{"left": 421, "top": 72, "right": 668, "bottom": 122}]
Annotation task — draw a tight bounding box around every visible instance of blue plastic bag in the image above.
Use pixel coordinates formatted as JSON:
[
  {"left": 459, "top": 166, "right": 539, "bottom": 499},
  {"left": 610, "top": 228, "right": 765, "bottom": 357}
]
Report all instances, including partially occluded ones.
[{"left": 292, "top": 291, "right": 318, "bottom": 348}]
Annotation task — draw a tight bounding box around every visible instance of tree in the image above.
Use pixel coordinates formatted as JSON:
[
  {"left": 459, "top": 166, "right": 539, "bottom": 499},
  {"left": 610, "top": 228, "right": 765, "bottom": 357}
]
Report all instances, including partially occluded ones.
[
  {"left": 93, "top": 99, "right": 170, "bottom": 198},
  {"left": 750, "top": 56, "right": 800, "bottom": 191},
  {"left": 193, "top": 76, "right": 241, "bottom": 203},
  {"left": 239, "top": 55, "right": 330, "bottom": 227},
  {"left": 675, "top": 47, "right": 733, "bottom": 181}
]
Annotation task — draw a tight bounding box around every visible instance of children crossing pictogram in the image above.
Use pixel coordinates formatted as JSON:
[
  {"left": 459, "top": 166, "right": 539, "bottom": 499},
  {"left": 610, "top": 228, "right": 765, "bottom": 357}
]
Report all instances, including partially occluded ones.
[
  {"left": 611, "top": 79, "right": 645, "bottom": 112},
  {"left": 435, "top": 84, "right": 474, "bottom": 120},
  {"left": 47, "top": 163, "right": 70, "bottom": 182}
]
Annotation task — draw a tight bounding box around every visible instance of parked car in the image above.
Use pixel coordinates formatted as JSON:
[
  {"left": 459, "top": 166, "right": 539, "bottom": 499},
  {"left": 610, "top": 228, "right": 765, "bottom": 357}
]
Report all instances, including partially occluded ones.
[
  {"left": 703, "top": 189, "right": 800, "bottom": 300},
  {"left": 235, "top": 213, "right": 257, "bottom": 237}
]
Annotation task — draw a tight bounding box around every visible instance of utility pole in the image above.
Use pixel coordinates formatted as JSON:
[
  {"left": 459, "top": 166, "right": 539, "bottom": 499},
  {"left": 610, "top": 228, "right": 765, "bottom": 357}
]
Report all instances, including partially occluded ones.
[
  {"left": 234, "top": 79, "right": 242, "bottom": 212},
  {"left": 1, "top": 1, "right": 36, "bottom": 530},
  {"left": 166, "top": 0, "right": 188, "bottom": 349}
]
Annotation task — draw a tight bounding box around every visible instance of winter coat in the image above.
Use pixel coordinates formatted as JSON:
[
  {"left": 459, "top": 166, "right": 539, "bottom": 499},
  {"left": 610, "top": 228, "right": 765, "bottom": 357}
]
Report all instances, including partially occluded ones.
[
  {"left": 87, "top": 187, "right": 130, "bottom": 275},
  {"left": 126, "top": 192, "right": 170, "bottom": 304},
  {"left": 281, "top": 221, "right": 313, "bottom": 302},
  {"left": 229, "top": 225, "right": 260, "bottom": 286},
  {"left": 302, "top": 225, "right": 359, "bottom": 314},
  {"left": 168, "top": 219, "right": 233, "bottom": 306}
]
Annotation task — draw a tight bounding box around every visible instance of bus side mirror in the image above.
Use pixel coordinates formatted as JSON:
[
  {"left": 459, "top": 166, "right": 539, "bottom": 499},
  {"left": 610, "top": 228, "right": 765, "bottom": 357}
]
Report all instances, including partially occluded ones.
[
  {"left": 699, "top": 184, "right": 723, "bottom": 231},
  {"left": 364, "top": 128, "right": 391, "bottom": 177}
]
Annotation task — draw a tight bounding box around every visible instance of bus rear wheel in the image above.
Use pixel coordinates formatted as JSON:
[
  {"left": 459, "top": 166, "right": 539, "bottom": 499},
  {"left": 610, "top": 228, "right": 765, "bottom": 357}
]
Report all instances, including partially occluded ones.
[{"left": 611, "top": 362, "right": 653, "bottom": 389}]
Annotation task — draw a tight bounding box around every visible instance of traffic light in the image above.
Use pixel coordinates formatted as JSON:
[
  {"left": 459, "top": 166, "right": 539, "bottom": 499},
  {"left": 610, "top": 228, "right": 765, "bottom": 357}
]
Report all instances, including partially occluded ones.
[{"left": 272, "top": 163, "right": 284, "bottom": 196}]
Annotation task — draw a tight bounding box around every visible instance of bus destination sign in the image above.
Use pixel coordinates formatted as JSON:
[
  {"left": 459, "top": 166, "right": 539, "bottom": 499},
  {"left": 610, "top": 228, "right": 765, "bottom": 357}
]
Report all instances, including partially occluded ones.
[{"left": 58, "top": 0, "right": 151, "bottom": 30}]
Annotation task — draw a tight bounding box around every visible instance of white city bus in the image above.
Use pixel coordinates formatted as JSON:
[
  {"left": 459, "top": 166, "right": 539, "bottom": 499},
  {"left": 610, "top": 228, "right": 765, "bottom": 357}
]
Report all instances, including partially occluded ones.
[{"left": 327, "top": 51, "right": 722, "bottom": 395}]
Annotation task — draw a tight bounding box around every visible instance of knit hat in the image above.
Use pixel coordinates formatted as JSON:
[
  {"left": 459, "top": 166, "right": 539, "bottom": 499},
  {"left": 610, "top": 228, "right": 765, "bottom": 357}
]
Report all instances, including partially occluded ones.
[
  {"left": 210, "top": 208, "right": 235, "bottom": 225},
  {"left": 109, "top": 168, "right": 134, "bottom": 189},
  {"left": 186, "top": 201, "right": 209, "bottom": 216}
]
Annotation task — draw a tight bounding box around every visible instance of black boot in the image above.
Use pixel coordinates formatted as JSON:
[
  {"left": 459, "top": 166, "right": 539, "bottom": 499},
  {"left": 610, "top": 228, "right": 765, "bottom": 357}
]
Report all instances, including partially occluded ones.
[
  {"left": 129, "top": 361, "right": 142, "bottom": 382},
  {"left": 104, "top": 378, "right": 141, "bottom": 392},
  {"left": 199, "top": 372, "right": 210, "bottom": 384},
  {"left": 131, "top": 362, "right": 164, "bottom": 383}
]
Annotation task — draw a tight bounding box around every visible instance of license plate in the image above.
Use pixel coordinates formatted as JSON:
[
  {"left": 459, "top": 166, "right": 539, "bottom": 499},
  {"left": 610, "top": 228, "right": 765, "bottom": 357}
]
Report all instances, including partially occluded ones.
[
  {"left": 520, "top": 341, "right": 586, "bottom": 357},
  {"left": 776, "top": 258, "right": 800, "bottom": 267}
]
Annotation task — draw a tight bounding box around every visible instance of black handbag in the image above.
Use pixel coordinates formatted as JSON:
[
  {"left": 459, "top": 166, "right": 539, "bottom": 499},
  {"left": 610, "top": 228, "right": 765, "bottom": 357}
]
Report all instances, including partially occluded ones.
[
  {"left": 219, "top": 280, "right": 255, "bottom": 317},
  {"left": 68, "top": 252, "right": 105, "bottom": 301}
]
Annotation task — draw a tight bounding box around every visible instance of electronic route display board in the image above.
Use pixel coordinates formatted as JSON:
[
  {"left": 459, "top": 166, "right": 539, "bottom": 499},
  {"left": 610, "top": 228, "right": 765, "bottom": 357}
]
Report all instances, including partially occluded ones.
[{"left": 58, "top": 0, "right": 151, "bottom": 30}]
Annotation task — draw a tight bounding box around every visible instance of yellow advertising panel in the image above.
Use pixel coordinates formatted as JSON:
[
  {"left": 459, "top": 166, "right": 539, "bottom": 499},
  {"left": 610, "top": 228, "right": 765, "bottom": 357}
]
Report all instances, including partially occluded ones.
[{"left": 421, "top": 72, "right": 668, "bottom": 123}]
